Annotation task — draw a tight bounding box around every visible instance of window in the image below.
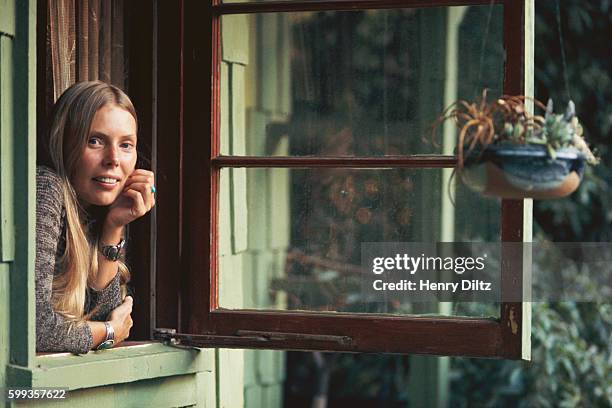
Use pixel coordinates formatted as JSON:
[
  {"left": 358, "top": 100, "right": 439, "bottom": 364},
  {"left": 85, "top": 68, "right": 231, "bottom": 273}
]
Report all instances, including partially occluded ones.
[
  {"left": 32, "top": 0, "right": 532, "bottom": 362},
  {"left": 8, "top": 2, "right": 213, "bottom": 394},
  {"left": 166, "top": 0, "right": 533, "bottom": 359},
  {"left": 37, "top": 0, "right": 159, "bottom": 342}
]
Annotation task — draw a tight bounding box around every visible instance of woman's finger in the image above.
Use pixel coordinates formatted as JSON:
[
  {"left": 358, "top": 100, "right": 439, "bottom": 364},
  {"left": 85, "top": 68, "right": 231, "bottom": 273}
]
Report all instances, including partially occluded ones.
[
  {"left": 130, "top": 169, "right": 154, "bottom": 177},
  {"left": 125, "top": 188, "right": 147, "bottom": 217},
  {"left": 125, "top": 182, "right": 154, "bottom": 211},
  {"left": 125, "top": 173, "right": 155, "bottom": 187},
  {"left": 123, "top": 189, "right": 147, "bottom": 218},
  {"left": 124, "top": 180, "right": 154, "bottom": 204},
  {"left": 116, "top": 296, "right": 132, "bottom": 311},
  {"left": 127, "top": 170, "right": 155, "bottom": 184},
  {"left": 118, "top": 302, "right": 132, "bottom": 317}
]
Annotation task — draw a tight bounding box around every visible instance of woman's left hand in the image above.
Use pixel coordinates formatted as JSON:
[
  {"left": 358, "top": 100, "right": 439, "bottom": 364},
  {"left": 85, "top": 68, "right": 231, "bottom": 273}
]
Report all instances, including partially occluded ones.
[{"left": 105, "top": 169, "right": 156, "bottom": 230}]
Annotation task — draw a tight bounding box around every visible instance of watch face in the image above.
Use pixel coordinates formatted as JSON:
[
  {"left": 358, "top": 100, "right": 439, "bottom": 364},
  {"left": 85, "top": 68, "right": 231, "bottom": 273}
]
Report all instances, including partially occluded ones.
[
  {"left": 97, "top": 339, "right": 115, "bottom": 350},
  {"left": 108, "top": 247, "right": 120, "bottom": 260},
  {"left": 102, "top": 239, "right": 124, "bottom": 261}
]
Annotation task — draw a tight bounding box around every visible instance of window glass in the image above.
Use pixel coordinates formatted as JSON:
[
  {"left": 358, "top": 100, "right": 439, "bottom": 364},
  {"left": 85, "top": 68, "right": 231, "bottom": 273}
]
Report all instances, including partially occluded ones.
[
  {"left": 218, "top": 167, "right": 501, "bottom": 316},
  {"left": 219, "top": 5, "right": 504, "bottom": 156}
]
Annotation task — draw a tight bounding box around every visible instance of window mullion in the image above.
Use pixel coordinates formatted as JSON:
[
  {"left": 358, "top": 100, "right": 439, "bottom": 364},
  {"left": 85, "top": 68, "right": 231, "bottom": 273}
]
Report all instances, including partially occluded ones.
[{"left": 212, "top": 155, "right": 458, "bottom": 168}]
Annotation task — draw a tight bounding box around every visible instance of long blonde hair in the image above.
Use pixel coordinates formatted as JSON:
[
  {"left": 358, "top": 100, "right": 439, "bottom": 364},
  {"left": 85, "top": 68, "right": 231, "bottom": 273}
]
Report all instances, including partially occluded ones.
[{"left": 47, "top": 81, "right": 136, "bottom": 322}]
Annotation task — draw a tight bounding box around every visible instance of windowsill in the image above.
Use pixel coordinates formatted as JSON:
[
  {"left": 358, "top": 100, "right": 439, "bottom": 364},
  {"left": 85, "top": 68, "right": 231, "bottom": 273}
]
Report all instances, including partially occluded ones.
[{"left": 8, "top": 342, "right": 214, "bottom": 390}]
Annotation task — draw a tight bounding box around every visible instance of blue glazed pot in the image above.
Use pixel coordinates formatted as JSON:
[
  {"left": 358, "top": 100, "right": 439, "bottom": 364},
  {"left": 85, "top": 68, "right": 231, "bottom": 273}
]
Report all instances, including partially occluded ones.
[{"left": 461, "top": 145, "right": 586, "bottom": 199}]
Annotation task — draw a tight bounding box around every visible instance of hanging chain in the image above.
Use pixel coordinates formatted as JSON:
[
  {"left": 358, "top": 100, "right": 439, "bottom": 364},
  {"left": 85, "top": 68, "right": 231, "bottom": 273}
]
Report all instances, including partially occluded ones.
[
  {"left": 555, "top": 0, "right": 572, "bottom": 101},
  {"left": 475, "top": 0, "right": 496, "bottom": 99}
]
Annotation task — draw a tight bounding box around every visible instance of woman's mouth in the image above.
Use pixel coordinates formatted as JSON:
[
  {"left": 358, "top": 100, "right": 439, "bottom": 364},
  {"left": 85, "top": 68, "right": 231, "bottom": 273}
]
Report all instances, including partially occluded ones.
[{"left": 92, "top": 177, "right": 119, "bottom": 189}]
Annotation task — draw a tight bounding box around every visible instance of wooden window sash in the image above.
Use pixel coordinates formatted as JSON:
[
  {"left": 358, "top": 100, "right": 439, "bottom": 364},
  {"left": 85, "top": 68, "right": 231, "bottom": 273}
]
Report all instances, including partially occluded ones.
[
  {"left": 213, "top": 0, "right": 504, "bottom": 15},
  {"left": 212, "top": 156, "right": 458, "bottom": 168},
  {"left": 176, "top": 0, "right": 530, "bottom": 359}
]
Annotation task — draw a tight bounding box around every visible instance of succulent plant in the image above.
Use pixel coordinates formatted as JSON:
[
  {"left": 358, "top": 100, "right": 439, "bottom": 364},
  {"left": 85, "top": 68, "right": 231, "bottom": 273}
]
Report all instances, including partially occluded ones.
[
  {"left": 539, "top": 99, "right": 598, "bottom": 164},
  {"left": 432, "top": 90, "right": 599, "bottom": 168}
]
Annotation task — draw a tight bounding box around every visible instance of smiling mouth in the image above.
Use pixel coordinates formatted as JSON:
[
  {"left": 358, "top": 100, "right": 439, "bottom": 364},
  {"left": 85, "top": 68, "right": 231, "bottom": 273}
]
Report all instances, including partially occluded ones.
[{"left": 93, "top": 177, "right": 119, "bottom": 185}]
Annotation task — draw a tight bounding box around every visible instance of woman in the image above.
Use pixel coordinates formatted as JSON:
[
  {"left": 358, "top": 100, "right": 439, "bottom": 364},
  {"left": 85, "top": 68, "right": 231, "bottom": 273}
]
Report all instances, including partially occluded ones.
[{"left": 36, "top": 81, "right": 155, "bottom": 353}]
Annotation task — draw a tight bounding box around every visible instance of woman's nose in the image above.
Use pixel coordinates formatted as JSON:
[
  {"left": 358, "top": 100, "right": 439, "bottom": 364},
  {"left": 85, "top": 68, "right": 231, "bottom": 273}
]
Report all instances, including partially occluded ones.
[{"left": 104, "top": 146, "right": 120, "bottom": 167}]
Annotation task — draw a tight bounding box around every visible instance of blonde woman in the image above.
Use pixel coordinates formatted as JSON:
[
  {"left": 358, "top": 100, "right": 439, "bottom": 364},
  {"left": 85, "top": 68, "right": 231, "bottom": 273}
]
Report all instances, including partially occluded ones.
[{"left": 36, "top": 81, "right": 155, "bottom": 353}]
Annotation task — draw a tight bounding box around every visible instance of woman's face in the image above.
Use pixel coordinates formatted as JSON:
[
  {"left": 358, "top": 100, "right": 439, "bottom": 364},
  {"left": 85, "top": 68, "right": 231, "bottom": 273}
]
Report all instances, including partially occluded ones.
[{"left": 71, "top": 104, "right": 137, "bottom": 207}]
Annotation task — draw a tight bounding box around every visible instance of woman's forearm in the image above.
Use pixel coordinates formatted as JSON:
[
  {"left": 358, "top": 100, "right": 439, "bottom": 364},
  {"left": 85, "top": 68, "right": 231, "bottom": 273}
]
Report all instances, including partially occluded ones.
[
  {"left": 87, "top": 321, "right": 108, "bottom": 348},
  {"left": 92, "top": 225, "right": 124, "bottom": 290}
]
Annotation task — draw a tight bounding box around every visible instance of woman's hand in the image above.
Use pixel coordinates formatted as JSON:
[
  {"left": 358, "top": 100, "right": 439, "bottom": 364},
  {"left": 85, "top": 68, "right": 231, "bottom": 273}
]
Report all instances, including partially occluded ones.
[
  {"left": 108, "top": 296, "right": 134, "bottom": 344},
  {"left": 105, "top": 169, "right": 156, "bottom": 230}
]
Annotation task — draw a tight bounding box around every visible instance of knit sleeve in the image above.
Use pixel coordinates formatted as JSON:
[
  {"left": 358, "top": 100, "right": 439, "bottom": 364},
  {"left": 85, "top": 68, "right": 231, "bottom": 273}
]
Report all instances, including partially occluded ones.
[
  {"left": 35, "top": 167, "right": 93, "bottom": 354},
  {"left": 86, "top": 271, "right": 122, "bottom": 321}
]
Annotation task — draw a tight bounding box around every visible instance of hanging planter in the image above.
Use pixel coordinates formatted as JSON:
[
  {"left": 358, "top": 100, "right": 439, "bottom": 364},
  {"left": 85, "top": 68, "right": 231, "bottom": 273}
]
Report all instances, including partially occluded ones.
[{"left": 433, "top": 91, "right": 599, "bottom": 199}]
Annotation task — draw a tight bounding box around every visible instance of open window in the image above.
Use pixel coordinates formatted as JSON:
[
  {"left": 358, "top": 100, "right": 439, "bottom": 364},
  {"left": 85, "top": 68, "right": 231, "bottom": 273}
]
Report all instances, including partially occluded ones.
[
  {"left": 36, "top": 0, "right": 185, "bottom": 344},
  {"left": 5, "top": 1, "right": 210, "bottom": 395},
  {"left": 159, "top": 0, "right": 532, "bottom": 360},
  {"left": 36, "top": 0, "right": 162, "bottom": 343},
  {"left": 35, "top": 0, "right": 531, "bottom": 361}
]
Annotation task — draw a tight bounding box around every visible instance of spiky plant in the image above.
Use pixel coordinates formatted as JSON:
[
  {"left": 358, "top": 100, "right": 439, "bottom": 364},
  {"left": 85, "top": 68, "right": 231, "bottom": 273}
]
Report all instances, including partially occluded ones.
[{"left": 432, "top": 90, "right": 598, "bottom": 168}]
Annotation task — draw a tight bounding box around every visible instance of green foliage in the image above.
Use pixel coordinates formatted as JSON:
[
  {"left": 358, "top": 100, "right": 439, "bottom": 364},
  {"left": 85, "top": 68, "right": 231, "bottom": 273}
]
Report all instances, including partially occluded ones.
[
  {"left": 525, "top": 302, "right": 611, "bottom": 407},
  {"left": 451, "top": 301, "right": 611, "bottom": 408},
  {"left": 451, "top": 2, "right": 611, "bottom": 407},
  {"left": 534, "top": 0, "right": 612, "bottom": 241}
]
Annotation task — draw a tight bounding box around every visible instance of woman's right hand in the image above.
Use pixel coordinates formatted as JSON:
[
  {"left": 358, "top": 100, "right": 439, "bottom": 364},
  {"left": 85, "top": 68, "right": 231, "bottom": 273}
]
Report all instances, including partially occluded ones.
[
  {"left": 108, "top": 296, "right": 133, "bottom": 344},
  {"left": 105, "top": 169, "right": 156, "bottom": 231}
]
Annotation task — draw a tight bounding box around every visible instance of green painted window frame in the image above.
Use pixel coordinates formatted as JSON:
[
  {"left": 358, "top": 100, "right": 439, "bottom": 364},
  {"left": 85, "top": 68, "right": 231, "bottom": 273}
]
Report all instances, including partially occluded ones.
[{"left": 9, "top": 344, "right": 213, "bottom": 390}]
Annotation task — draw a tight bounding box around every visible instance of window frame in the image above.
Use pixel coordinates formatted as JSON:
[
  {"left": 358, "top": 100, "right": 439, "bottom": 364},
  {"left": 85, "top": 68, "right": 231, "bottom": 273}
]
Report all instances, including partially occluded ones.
[
  {"left": 177, "top": 0, "right": 532, "bottom": 359},
  {"left": 31, "top": 0, "right": 185, "bottom": 353},
  {"left": 8, "top": 0, "right": 207, "bottom": 391},
  {"left": 35, "top": 0, "right": 160, "bottom": 342},
  {"left": 7, "top": 0, "right": 202, "bottom": 389}
]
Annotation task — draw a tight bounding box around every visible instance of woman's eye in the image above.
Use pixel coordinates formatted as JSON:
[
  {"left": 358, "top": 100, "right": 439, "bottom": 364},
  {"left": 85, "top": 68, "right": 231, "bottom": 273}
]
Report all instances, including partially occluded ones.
[
  {"left": 88, "top": 137, "right": 102, "bottom": 146},
  {"left": 120, "top": 142, "right": 134, "bottom": 149}
]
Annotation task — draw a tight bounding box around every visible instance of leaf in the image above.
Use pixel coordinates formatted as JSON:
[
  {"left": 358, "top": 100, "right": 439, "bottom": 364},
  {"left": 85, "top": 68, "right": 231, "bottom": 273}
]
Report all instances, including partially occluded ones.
[{"left": 547, "top": 144, "right": 557, "bottom": 159}]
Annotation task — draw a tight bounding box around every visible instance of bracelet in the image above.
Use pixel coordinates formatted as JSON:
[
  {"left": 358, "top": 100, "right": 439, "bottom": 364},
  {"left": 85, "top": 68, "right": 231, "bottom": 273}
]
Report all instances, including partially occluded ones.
[{"left": 96, "top": 322, "right": 115, "bottom": 350}]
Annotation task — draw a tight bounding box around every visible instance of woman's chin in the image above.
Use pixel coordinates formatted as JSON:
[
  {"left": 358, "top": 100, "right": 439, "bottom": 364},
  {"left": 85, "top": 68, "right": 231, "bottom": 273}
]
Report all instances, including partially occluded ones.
[{"left": 82, "top": 193, "right": 119, "bottom": 207}]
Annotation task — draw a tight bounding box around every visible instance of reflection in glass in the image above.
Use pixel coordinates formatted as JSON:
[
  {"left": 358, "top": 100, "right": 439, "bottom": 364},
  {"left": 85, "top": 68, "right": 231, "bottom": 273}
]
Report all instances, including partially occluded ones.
[
  {"left": 218, "top": 168, "right": 500, "bottom": 316},
  {"left": 220, "top": 6, "right": 504, "bottom": 156}
]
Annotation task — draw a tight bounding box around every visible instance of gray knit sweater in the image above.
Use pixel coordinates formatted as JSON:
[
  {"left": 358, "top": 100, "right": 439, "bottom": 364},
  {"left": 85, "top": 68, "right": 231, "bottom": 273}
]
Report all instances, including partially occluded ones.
[{"left": 36, "top": 166, "right": 122, "bottom": 354}]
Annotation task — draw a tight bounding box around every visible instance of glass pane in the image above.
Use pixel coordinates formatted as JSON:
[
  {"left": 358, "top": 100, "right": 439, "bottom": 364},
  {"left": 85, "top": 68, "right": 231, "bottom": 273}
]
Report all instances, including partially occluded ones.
[
  {"left": 219, "top": 5, "right": 504, "bottom": 156},
  {"left": 217, "top": 167, "right": 501, "bottom": 316}
]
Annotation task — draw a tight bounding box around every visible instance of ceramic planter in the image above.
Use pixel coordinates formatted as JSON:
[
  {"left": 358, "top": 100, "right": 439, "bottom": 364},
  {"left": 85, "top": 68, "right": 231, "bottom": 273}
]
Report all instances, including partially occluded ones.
[{"left": 460, "top": 144, "right": 586, "bottom": 199}]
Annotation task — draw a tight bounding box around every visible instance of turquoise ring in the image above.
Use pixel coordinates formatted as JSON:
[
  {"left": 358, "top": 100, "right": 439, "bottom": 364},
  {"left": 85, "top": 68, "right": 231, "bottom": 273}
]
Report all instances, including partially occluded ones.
[{"left": 151, "top": 185, "right": 156, "bottom": 194}]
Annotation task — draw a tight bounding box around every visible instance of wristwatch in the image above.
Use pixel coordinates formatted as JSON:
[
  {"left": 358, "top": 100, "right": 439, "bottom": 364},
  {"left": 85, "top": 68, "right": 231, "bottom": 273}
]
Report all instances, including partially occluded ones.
[
  {"left": 100, "top": 238, "right": 125, "bottom": 262},
  {"left": 96, "top": 322, "right": 115, "bottom": 350}
]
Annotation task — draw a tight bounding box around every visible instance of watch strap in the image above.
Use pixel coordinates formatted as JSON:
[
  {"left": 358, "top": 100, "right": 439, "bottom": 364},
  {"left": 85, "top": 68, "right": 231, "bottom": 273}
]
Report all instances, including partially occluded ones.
[{"left": 100, "top": 238, "right": 125, "bottom": 262}]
